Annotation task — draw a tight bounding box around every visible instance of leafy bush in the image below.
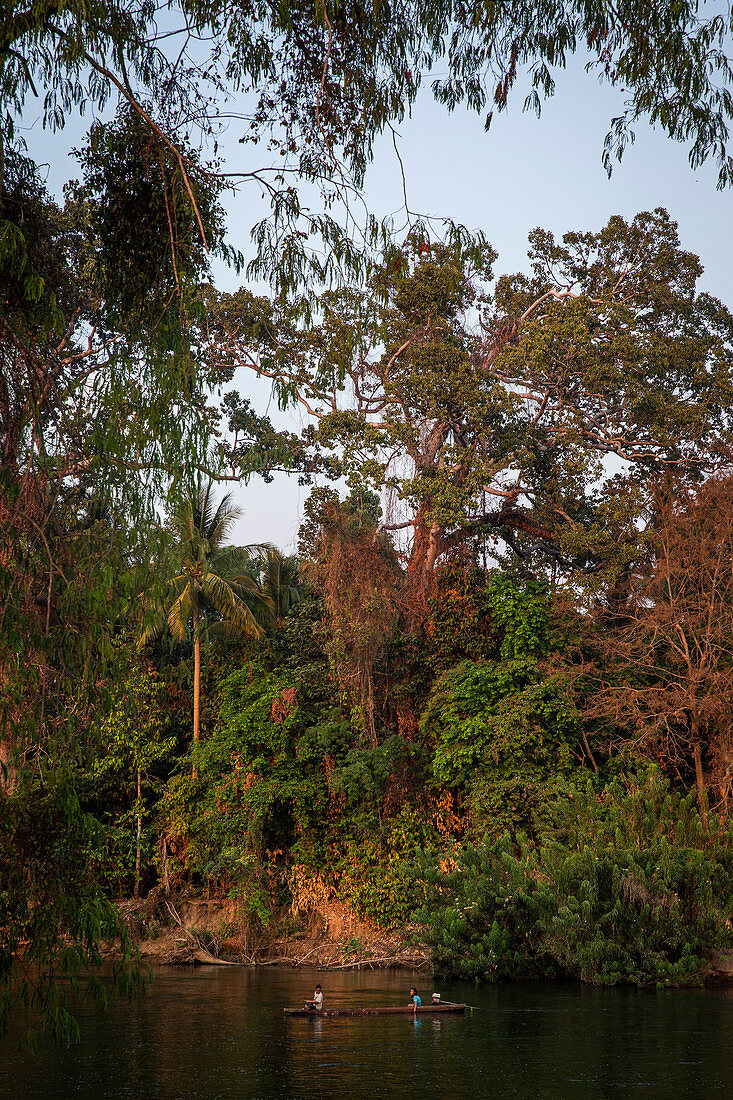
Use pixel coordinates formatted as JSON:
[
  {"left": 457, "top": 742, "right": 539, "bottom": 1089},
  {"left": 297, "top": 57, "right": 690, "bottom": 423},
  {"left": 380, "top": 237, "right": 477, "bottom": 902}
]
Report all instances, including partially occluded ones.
[
  {"left": 421, "top": 573, "right": 580, "bottom": 834},
  {"left": 159, "top": 662, "right": 330, "bottom": 908},
  {"left": 422, "top": 658, "right": 578, "bottom": 835},
  {"left": 340, "top": 805, "right": 441, "bottom": 929}
]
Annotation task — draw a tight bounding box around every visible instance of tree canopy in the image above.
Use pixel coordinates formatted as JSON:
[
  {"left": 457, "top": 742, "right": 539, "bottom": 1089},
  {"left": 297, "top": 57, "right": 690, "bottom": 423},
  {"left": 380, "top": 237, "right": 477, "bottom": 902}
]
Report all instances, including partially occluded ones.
[
  {"left": 218, "top": 210, "right": 733, "bottom": 602},
  {"left": 5, "top": 2, "right": 733, "bottom": 300}
]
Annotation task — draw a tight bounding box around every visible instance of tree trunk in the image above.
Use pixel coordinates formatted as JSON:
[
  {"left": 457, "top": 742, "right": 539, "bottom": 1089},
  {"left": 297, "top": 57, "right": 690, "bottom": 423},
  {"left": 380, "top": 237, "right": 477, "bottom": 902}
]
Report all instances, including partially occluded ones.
[
  {"left": 693, "top": 740, "right": 709, "bottom": 832},
  {"left": 426, "top": 518, "right": 442, "bottom": 573},
  {"left": 161, "top": 833, "right": 170, "bottom": 896},
  {"left": 193, "top": 602, "right": 201, "bottom": 744},
  {"left": 134, "top": 768, "right": 142, "bottom": 899},
  {"left": 192, "top": 600, "right": 200, "bottom": 778},
  {"left": 405, "top": 504, "right": 442, "bottom": 627},
  {"left": 0, "top": 732, "right": 15, "bottom": 793},
  {"left": 581, "top": 728, "right": 599, "bottom": 774}
]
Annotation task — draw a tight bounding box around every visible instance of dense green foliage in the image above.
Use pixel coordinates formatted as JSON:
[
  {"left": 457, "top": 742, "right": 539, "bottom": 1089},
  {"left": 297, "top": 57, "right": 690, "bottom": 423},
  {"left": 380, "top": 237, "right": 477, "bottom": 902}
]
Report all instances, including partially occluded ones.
[
  {"left": 76, "top": 557, "right": 733, "bottom": 981},
  {"left": 416, "top": 768, "right": 733, "bottom": 987},
  {"left": 422, "top": 576, "right": 578, "bottom": 833}
]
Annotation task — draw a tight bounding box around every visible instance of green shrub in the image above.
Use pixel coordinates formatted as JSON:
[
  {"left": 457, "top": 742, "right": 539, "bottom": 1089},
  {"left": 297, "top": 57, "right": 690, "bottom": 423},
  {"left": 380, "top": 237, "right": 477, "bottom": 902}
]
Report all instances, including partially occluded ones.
[{"left": 415, "top": 766, "right": 733, "bottom": 986}]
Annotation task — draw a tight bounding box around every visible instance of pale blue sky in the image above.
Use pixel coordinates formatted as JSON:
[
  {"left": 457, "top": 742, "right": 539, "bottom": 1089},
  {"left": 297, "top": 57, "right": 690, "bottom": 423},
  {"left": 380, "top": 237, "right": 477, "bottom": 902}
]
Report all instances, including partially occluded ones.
[{"left": 25, "top": 55, "right": 733, "bottom": 551}]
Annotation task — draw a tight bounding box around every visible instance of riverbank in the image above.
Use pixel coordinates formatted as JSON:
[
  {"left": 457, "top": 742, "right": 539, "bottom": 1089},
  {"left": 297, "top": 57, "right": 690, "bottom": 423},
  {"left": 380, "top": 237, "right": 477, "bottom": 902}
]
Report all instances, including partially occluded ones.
[
  {"left": 111, "top": 887, "right": 733, "bottom": 984},
  {"left": 113, "top": 889, "right": 429, "bottom": 971}
]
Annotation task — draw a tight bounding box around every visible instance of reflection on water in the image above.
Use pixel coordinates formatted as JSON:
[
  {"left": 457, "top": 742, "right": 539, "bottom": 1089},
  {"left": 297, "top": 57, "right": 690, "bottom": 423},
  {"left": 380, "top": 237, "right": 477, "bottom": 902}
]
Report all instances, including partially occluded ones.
[{"left": 2, "top": 966, "right": 733, "bottom": 1098}]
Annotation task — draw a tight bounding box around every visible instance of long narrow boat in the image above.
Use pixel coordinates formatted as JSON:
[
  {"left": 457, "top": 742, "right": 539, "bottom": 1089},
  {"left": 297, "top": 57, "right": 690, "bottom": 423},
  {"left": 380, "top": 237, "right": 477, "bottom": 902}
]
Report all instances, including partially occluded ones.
[{"left": 284, "top": 1002, "right": 466, "bottom": 1017}]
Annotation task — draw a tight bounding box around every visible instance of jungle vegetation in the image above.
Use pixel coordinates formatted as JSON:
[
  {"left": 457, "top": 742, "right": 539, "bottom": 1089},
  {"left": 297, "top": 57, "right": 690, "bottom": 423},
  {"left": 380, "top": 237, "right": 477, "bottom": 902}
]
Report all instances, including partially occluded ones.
[{"left": 4, "top": 0, "right": 733, "bottom": 1042}]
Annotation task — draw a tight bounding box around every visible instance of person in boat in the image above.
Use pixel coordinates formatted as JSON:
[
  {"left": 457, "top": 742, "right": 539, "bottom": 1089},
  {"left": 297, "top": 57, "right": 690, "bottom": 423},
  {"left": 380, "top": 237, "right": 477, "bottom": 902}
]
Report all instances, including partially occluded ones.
[
  {"left": 305, "top": 985, "right": 323, "bottom": 1011},
  {"left": 409, "top": 987, "right": 421, "bottom": 1014}
]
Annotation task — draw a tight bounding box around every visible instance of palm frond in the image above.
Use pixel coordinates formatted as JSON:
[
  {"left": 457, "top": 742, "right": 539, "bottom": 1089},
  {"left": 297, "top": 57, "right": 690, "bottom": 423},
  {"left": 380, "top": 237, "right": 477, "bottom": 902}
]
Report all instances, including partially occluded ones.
[
  {"left": 201, "top": 572, "right": 266, "bottom": 638},
  {"left": 208, "top": 492, "right": 244, "bottom": 549},
  {"left": 230, "top": 577, "right": 276, "bottom": 629},
  {"left": 138, "top": 602, "right": 169, "bottom": 649},
  {"left": 263, "top": 549, "right": 302, "bottom": 618},
  {"left": 205, "top": 620, "right": 248, "bottom": 643},
  {"left": 145, "top": 482, "right": 277, "bottom": 652},
  {"left": 212, "top": 543, "right": 275, "bottom": 579},
  {"left": 166, "top": 583, "right": 195, "bottom": 641}
]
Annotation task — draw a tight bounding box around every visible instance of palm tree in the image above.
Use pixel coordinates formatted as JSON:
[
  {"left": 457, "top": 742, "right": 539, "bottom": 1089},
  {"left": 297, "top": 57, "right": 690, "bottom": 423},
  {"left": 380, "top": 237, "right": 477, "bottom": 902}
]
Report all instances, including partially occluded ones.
[
  {"left": 139, "top": 483, "right": 274, "bottom": 747},
  {"left": 261, "top": 549, "right": 303, "bottom": 623}
]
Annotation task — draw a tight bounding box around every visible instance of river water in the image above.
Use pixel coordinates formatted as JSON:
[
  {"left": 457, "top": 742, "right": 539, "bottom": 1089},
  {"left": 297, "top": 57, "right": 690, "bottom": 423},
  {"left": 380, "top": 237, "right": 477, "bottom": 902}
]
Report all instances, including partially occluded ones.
[{"left": 2, "top": 966, "right": 733, "bottom": 1098}]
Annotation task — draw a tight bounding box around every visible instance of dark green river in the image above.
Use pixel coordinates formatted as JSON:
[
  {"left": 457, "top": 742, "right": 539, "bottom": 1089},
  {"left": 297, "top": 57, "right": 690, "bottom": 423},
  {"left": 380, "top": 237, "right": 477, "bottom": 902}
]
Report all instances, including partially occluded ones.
[{"left": 2, "top": 967, "right": 732, "bottom": 1098}]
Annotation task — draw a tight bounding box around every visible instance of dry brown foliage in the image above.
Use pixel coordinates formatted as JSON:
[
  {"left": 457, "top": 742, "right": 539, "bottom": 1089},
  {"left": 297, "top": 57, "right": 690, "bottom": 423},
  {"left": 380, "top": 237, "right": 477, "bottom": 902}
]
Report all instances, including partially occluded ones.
[
  {"left": 270, "top": 687, "right": 298, "bottom": 725},
  {"left": 585, "top": 473, "right": 733, "bottom": 822},
  {"left": 302, "top": 499, "right": 400, "bottom": 745}
]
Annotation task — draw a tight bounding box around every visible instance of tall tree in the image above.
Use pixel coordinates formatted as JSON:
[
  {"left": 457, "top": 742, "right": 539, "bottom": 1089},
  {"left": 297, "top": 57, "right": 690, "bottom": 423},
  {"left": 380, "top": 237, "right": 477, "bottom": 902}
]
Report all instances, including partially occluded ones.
[
  {"left": 218, "top": 211, "right": 733, "bottom": 613},
  {"left": 0, "top": 153, "right": 229, "bottom": 779},
  {"left": 299, "top": 488, "right": 400, "bottom": 743},
  {"left": 139, "top": 484, "right": 273, "bottom": 748},
  {"left": 94, "top": 645, "right": 177, "bottom": 898}
]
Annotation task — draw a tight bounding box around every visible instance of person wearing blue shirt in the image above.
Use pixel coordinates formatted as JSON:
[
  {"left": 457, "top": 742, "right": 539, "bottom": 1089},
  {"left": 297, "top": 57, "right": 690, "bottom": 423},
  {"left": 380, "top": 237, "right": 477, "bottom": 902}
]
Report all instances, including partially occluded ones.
[{"left": 409, "top": 987, "right": 421, "bottom": 1014}]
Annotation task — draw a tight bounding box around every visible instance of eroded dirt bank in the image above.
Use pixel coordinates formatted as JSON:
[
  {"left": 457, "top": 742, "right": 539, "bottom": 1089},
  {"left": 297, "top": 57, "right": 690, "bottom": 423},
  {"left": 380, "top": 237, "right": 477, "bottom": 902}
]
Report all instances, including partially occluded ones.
[{"left": 112, "top": 888, "right": 429, "bottom": 971}]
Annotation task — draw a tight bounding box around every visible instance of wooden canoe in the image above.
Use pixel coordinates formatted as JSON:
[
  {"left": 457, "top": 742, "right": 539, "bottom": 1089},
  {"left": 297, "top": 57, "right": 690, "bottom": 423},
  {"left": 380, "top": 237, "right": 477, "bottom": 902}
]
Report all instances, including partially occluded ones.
[{"left": 284, "top": 1003, "right": 466, "bottom": 1017}]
